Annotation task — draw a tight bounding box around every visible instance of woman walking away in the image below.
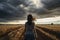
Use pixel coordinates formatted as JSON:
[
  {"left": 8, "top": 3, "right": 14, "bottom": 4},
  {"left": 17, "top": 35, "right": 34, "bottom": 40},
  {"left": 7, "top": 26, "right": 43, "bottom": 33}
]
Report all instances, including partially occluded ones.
[{"left": 24, "top": 14, "right": 36, "bottom": 40}]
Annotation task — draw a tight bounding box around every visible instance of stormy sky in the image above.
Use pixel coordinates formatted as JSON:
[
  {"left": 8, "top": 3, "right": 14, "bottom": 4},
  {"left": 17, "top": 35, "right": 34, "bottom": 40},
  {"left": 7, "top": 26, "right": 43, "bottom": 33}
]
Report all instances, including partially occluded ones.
[{"left": 0, "top": 0, "right": 60, "bottom": 22}]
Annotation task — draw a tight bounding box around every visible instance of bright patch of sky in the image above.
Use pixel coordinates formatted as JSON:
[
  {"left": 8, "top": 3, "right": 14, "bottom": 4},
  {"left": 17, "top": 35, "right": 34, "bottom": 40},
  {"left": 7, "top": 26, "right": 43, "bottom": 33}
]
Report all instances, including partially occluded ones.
[
  {"left": 30, "top": 0, "right": 43, "bottom": 8},
  {"left": 0, "top": 16, "right": 60, "bottom": 24},
  {"left": 24, "top": 0, "right": 43, "bottom": 9}
]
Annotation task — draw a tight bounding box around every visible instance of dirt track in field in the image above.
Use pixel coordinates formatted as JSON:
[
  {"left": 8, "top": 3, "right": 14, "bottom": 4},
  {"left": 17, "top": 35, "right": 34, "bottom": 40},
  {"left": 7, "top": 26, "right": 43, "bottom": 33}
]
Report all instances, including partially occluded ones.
[{"left": 0, "top": 25, "right": 60, "bottom": 40}]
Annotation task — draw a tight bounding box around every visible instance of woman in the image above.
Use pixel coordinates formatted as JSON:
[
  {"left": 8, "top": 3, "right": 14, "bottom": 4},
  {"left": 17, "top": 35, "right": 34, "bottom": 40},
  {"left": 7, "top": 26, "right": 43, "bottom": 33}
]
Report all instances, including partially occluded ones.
[{"left": 24, "top": 14, "right": 36, "bottom": 40}]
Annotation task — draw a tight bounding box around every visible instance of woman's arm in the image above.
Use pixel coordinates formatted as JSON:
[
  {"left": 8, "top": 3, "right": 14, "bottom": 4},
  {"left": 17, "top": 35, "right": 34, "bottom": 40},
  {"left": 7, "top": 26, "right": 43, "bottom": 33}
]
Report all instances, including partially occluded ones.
[
  {"left": 33, "top": 23, "right": 38, "bottom": 39},
  {"left": 34, "top": 26, "right": 37, "bottom": 38}
]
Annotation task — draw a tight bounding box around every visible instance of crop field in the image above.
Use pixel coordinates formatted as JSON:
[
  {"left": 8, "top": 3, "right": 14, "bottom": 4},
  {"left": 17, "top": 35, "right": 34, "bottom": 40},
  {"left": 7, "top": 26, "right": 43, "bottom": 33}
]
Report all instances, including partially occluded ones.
[{"left": 0, "top": 24, "right": 60, "bottom": 40}]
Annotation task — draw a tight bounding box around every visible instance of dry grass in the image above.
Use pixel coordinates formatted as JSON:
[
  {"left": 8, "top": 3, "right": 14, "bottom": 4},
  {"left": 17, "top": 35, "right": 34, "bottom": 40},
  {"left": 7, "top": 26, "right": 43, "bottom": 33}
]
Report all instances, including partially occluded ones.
[
  {"left": 0, "top": 24, "right": 23, "bottom": 36},
  {"left": 0, "top": 24, "right": 60, "bottom": 40},
  {"left": 36, "top": 24, "right": 60, "bottom": 40},
  {"left": 36, "top": 24, "right": 60, "bottom": 32},
  {"left": 0, "top": 24, "right": 25, "bottom": 40}
]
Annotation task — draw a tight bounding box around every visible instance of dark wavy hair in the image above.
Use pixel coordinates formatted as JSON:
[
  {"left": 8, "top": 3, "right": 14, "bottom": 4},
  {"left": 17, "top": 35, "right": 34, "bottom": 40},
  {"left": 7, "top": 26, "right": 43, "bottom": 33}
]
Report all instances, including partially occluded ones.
[{"left": 27, "top": 14, "right": 33, "bottom": 22}]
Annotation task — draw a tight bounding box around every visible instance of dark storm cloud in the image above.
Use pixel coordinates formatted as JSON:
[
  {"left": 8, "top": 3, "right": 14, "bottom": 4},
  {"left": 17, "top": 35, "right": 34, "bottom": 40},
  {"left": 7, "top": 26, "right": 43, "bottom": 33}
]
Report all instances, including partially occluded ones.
[
  {"left": 37, "top": 7, "right": 60, "bottom": 18},
  {"left": 0, "top": 18, "right": 8, "bottom": 22},
  {"left": 0, "top": 0, "right": 28, "bottom": 7},
  {"left": 7, "top": 0, "right": 24, "bottom": 7},
  {"left": 0, "top": 0, "right": 7, "bottom": 2},
  {"left": 31, "top": 0, "right": 60, "bottom": 18},
  {"left": 0, "top": 0, "right": 31, "bottom": 22},
  {"left": 0, "top": 2, "right": 26, "bottom": 22},
  {"left": 42, "top": 0, "right": 60, "bottom": 10},
  {"left": 27, "top": 8, "right": 49, "bottom": 15},
  {"left": 0, "top": 0, "right": 60, "bottom": 22},
  {"left": 7, "top": 0, "right": 30, "bottom": 7}
]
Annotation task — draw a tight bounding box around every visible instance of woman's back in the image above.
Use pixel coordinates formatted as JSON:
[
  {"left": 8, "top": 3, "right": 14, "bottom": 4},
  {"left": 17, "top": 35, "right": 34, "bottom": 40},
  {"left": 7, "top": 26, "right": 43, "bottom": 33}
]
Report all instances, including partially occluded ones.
[
  {"left": 25, "top": 22, "right": 35, "bottom": 32},
  {"left": 24, "top": 22, "right": 35, "bottom": 40}
]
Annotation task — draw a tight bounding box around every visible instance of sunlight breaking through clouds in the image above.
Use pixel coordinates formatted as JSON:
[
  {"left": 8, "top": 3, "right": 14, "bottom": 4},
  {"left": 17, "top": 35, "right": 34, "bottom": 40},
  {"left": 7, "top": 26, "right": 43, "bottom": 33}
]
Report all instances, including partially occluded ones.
[
  {"left": 30, "top": 0, "right": 43, "bottom": 8},
  {"left": 24, "top": 0, "right": 43, "bottom": 9}
]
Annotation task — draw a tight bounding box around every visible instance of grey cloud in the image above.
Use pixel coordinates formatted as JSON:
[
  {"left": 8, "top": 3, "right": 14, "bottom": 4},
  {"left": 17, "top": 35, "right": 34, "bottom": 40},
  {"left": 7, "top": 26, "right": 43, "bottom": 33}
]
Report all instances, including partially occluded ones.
[
  {"left": 41, "top": 0, "right": 60, "bottom": 10},
  {"left": 0, "top": 18, "right": 8, "bottom": 22},
  {"left": 27, "top": 8, "right": 49, "bottom": 15},
  {"left": 7, "top": 0, "right": 24, "bottom": 6},
  {"left": 37, "top": 7, "right": 60, "bottom": 18},
  {"left": 30, "top": 0, "right": 60, "bottom": 18},
  {"left": 0, "top": 0, "right": 28, "bottom": 7},
  {"left": 0, "top": 0, "right": 7, "bottom": 2},
  {"left": 0, "top": 0, "right": 60, "bottom": 22},
  {"left": 50, "top": 7, "right": 60, "bottom": 15},
  {"left": 7, "top": 0, "right": 30, "bottom": 7},
  {"left": 0, "top": 2, "right": 26, "bottom": 22}
]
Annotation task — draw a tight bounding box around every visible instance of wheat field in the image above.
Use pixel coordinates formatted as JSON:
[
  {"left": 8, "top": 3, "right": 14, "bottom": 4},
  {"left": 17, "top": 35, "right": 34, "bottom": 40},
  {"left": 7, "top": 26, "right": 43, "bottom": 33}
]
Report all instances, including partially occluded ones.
[{"left": 0, "top": 24, "right": 60, "bottom": 40}]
